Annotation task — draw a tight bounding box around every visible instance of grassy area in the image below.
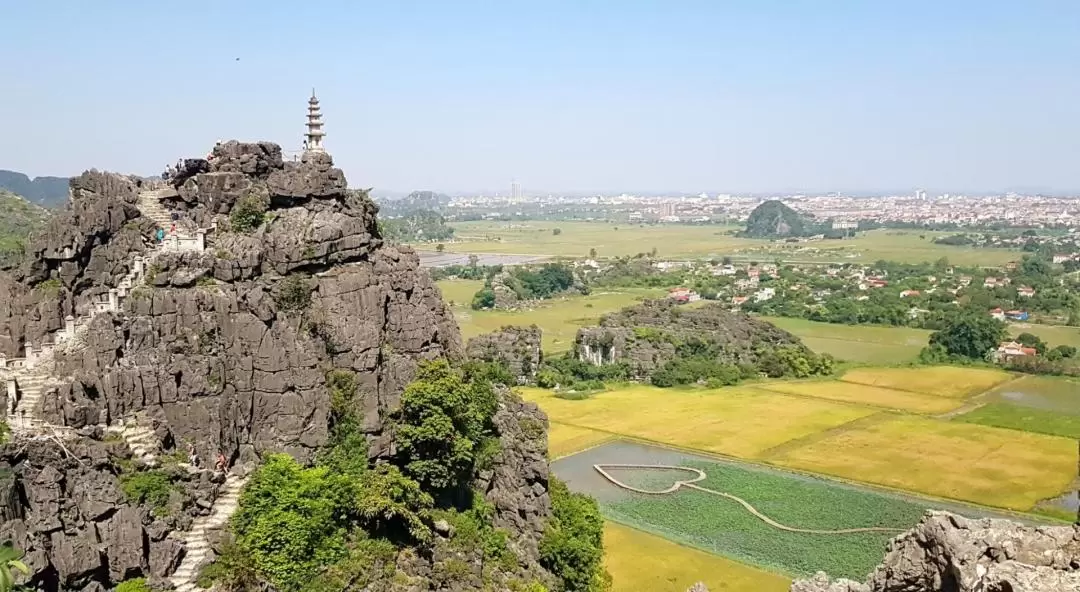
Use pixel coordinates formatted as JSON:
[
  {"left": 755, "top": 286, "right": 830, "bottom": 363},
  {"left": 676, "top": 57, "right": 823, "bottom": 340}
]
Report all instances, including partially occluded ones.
[
  {"left": 957, "top": 402, "right": 1080, "bottom": 439},
  {"left": 605, "top": 459, "right": 928, "bottom": 580},
  {"left": 520, "top": 385, "right": 876, "bottom": 459},
  {"left": 439, "top": 221, "right": 749, "bottom": 259},
  {"left": 838, "top": 366, "right": 1013, "bottom": 398},
  {"left": 437, "top": 279, "right": 662, "bottom": 353},
  {"left": 753, "top": 381, "right": 963, "bottom": 414},
  {"left": 437, "top": 221, "right": 1020, "bottom": 265},
  {"left": 766, "top": 414, "right": 1076, "bottom": 511},
  {"left": 603, "top": 522, "right": 790, "bottom": 592},
  {"left": 548, "top": 423, "right": 613, "bottom": 459},
  {"left": 761, "top": 316, "right": 929, "bottom": 364}
]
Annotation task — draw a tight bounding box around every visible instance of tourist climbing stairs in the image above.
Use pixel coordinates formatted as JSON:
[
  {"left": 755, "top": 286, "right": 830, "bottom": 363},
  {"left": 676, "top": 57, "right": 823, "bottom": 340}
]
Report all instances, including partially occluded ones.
[
  {"left": 169, "top": 473, "right": 247, "bottom": 592},
  {"left": 105, "top": 417, "right": 160, "bottom": 467}
]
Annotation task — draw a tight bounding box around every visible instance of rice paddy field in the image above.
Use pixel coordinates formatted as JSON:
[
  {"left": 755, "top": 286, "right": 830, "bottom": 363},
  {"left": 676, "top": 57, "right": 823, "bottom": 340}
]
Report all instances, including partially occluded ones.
[
  {"left": 554, "top": 441, "right": 1035, "bottom": 581},
  {"left": 752, "top": 381, "right": 963, "bottom": 414},
  {"left": 955, "top": 374, "right": 1080, "bottom": 440},
  {"left": 525, "top": 365, "right": 1079, "bottom": 512},
  {"left": 434, "top": 221, "right": 1021, "bottom": 266},
  {"left": 520, "top": 385, "right": 877, "bottom": 459},
  {"left": 603, "top": 522, "right": 790, "bottom": 592},
  {"left": 838, "top": 366, "right": 1013, "bottom": 398},
  {"left": 767, "top": 414, "right": 1075, "bottom": 510}
]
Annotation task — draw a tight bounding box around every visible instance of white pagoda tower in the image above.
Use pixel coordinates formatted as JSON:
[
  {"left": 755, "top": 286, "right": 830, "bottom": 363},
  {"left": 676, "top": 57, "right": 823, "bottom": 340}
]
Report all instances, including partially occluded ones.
[{"left": 304, "top": 90, "right": 326, "bottom": 153}]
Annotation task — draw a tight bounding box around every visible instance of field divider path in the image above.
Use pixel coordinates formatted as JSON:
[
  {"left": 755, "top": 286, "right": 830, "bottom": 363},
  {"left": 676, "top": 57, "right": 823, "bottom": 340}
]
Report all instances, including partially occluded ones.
[
  {"left": 753, "top": 411, "right": 894, "bottom": 460},
  {"left": 933, "top": 375, "right": 1027, "bottom": 420},
  {"left": 594, "top": 464, "right": 904, "bottom": 535}
]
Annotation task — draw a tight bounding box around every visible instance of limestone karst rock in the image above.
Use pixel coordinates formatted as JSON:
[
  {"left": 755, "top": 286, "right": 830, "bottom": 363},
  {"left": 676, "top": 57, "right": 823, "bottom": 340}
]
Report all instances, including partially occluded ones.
[
  {"left": 573, "top": 298, "right": 811, "bottom": 377},
  {"left": 790, "top": 511, "right": 1080, "bottom": 592},
  {"left": 465, "top": 325, "right": 543, "bottom": 384},
  {"left": 0, "top": 140, "right": 503, "bottom": 589}
]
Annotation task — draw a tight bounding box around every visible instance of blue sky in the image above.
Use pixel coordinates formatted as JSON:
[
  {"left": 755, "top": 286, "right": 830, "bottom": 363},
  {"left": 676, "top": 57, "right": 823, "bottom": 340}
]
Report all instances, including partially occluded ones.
[{"left": 3, "top": 1, "right": 1079, "bottom": 193}]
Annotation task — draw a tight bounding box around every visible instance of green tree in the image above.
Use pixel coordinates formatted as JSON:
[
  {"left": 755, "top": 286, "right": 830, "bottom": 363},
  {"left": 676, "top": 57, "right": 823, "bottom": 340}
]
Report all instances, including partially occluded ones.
[
  {"left": 928, "top": 313, "right": 1007, "bottom": 360},
  {"left": 1014, "top": 332, "right": 1047, "bottom": 354},
  {"left": 470, "top": 287, "right": 496, "bottom": 310},
  {"left": 436, "top": 243, "right": 445, "bottom": 253},
  {"left": 539, "top": 479, "right": 609, "bottom": 592},
  {"left": 116, "top": 578, "right": 152, "bottom": 592},
  {"left": 355, "top": 464, "right": 433, "bottom": 541},
  {"left": 552, "top": 228, "right": 562, "bottom": 236},
  {"left": 588, "top": 248, "right": 597, "bottom": 259},
  {"left": 0, "top": 542, "right": 28, "bottom": 592},
  {"left": 232, "top": 455, "right": 357, "bottom": 590},
  {"left": 394, "top": 360, "right": 495, "bottom": 494}
]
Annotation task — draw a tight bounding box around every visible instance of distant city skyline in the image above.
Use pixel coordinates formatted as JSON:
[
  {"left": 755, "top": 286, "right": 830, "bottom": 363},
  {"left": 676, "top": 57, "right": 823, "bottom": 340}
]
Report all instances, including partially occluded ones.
[{"left": 3, "top": 1, "right": 1080, "bottom": 193}]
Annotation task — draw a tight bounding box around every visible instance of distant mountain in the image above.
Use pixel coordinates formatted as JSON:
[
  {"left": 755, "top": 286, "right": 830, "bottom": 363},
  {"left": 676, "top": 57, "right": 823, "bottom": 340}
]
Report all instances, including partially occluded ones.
[
  {"left": 0, "top": 189, "right": 52, "bottom": 266},
  {"left": 376, "top": 190, "right": 452, "bottom": 215},
  {"left": 738, "top": 200, "right": 818, "bottom": 238},
  {"left": 0, "top": 170, "right": 70, "bottom": 208}
]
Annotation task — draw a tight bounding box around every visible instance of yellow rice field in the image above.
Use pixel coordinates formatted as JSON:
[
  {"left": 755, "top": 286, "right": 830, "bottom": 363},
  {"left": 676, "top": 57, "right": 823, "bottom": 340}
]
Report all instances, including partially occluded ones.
[
  {"left": 766, "top": 415, "right": 1076, "bottom": 510},
  {"left": 752, "top": 381, "right": 964, "bottom": 414},
  {"left": 548, "top": 422, "right": 613, "bottom": 459},
  {"left": 603, "top": 522, "right": 790, "bottom": 592},
  {"left": 520, "top": 385, "right": 876, "bottom": 459},
  {"left": 839, "top": 366, "right": 1013, "bottom": 398}
]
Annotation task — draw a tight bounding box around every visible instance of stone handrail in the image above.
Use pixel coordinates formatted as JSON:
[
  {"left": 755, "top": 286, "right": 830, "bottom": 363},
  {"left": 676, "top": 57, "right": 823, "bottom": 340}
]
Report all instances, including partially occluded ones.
[{"left": 593, "top": 464, "right": 904, "bottom": 535}]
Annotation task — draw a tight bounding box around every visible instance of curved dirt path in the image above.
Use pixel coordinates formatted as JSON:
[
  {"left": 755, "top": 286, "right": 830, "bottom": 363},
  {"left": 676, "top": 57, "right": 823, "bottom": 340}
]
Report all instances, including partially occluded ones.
[{"left": 594, "top": 463, "right": 904, "bottom": 535}]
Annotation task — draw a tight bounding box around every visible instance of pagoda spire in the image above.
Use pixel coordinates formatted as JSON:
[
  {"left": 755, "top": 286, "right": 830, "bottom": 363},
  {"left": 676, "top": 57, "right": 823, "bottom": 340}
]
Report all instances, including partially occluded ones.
[{"left": 304, "top": 90, "right": 326, "bottom": 153}]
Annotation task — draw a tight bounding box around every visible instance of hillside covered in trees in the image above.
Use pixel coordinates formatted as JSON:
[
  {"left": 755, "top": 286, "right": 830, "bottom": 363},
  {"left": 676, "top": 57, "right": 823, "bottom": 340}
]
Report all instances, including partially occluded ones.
[{"left": 737, "top": 200, "right": 820, "bottom": 238}]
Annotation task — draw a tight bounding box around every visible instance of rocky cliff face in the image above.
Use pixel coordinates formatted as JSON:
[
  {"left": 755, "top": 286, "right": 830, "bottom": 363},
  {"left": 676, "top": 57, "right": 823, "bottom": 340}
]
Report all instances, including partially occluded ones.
[
  {"left": 465, "top": 325, "right": 543, "bottom": 384},
  {"left": 790, "top": 511, "right": 1080, "bottom": 592},
  {"left": 0, "top": 141, "right": 480, "bottom": 589},
  {"left": 573, "top": 299, "right": 808, "bottom": 377}
]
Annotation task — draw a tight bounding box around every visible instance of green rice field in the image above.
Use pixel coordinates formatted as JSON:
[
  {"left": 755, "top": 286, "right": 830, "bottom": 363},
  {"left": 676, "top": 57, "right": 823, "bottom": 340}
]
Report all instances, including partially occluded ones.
[{"left": 958, "top": 403, "right": 1080, "bottom": 439}]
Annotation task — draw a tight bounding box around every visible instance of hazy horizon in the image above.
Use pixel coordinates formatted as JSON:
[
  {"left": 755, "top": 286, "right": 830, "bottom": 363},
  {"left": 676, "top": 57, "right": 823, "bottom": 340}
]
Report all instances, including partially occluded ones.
[{"left": 3, "top": 1, "right": 1080, "bottom": 194}]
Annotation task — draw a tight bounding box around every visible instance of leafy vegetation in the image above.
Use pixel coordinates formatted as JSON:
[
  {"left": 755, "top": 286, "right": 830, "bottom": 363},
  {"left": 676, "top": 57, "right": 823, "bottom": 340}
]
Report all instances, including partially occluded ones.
[
  {"left": 394, "top": 360, "right": 497, "bottom": 495},
  {"left": 273, "top": 275, "right": 313, "bottom": 312},
  {"left": 540, "top": 478, "right": 609, "bottom": 592},
  {"left": 602, "top": 459, "right": 926, "bottom": 579},
  {"left": 119, "top": 470, "right": 179, "bottom": 514},
  {"left": 229, "top": 192, "right": 269, "bottom": 233},
  {"left": 379, "top": 209, "right": 455, "bottom": 242},
  {"left": 471, "top": 263, "right": 583, "bottom": 309},
  {"left": 923, "top": 312, "right": 1007, "bottom": 361},
  {"left": 0, "top": 542, "right": 29, "bottom": 592},
  {"left": 0, "top": 190, "right": 50, "bottom": 265},
  {"left": 115, "top": 578, "right": 153, "bottom": 592}
]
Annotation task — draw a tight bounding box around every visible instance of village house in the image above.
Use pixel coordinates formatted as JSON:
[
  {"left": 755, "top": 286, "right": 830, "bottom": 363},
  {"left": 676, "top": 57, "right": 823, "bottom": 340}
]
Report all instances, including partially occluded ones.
[
  {"left": 993, "top": 341, "right": 1037, "bottom": 362},
  {"left": 734, "top": 277, "right": 759, "bottom": 291},
  {"left": 1053, "top": 253, "right": 1075, "bottom": 264},
  {"left": 984, "top": 276, "right": 1011, "bottom": 288},
  {"left": 731, "top": 295, "right": 750, "bottom": 307},
  {"left": 1017, "top": 286, "right": 1036, "bottom": 298},
  {"left": 989, "top": 307, "right": 1006, "bottom": 321},
  {"left": 958, "top": 275, "right": 973, "bottom": 287},
  {"left": 900, "top": 289, "right": 920, "bottom": 298},
  {"left": 712, "top": 264, "right": 737, "bottom": 276},
  {"left": 754, "top": 287, "right": 776, "bottom": 302},
  {"left": 667, "top": 286, "right": 701, "bottom": 304},
  {"left": 1005, "top": 309, "right": 1029, "bottom": 321}
]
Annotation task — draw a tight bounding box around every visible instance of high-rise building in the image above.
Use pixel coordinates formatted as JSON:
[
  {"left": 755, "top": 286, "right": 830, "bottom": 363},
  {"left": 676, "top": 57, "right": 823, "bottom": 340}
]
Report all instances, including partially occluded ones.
[{"left": 510, "top": 179, "right": 522, "bottom": 200}]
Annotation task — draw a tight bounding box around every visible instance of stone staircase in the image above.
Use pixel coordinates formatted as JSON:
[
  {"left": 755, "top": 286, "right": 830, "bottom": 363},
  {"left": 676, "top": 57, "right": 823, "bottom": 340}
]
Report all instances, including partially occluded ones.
[
  {"left": 137, "top": 187, "right": 177, "bottom": 229},
  {"left": 169, "top": 473, "right": 247, "bottom": 592},
  {"left": 105, "top": 417, "right": 160, "bottom": 466},
  {"left": 8, "top": 372, "right": 49, "bottom": 431}
]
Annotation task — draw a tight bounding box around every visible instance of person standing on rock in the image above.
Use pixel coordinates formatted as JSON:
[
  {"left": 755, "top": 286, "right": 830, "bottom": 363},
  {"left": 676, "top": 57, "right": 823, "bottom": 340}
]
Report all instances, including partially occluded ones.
[
  {"left": 156, "top": 227, "right": 165, "bottom": 243},
  {"left": 215, "top": 452, "right": 227, "bottom": 472}
]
